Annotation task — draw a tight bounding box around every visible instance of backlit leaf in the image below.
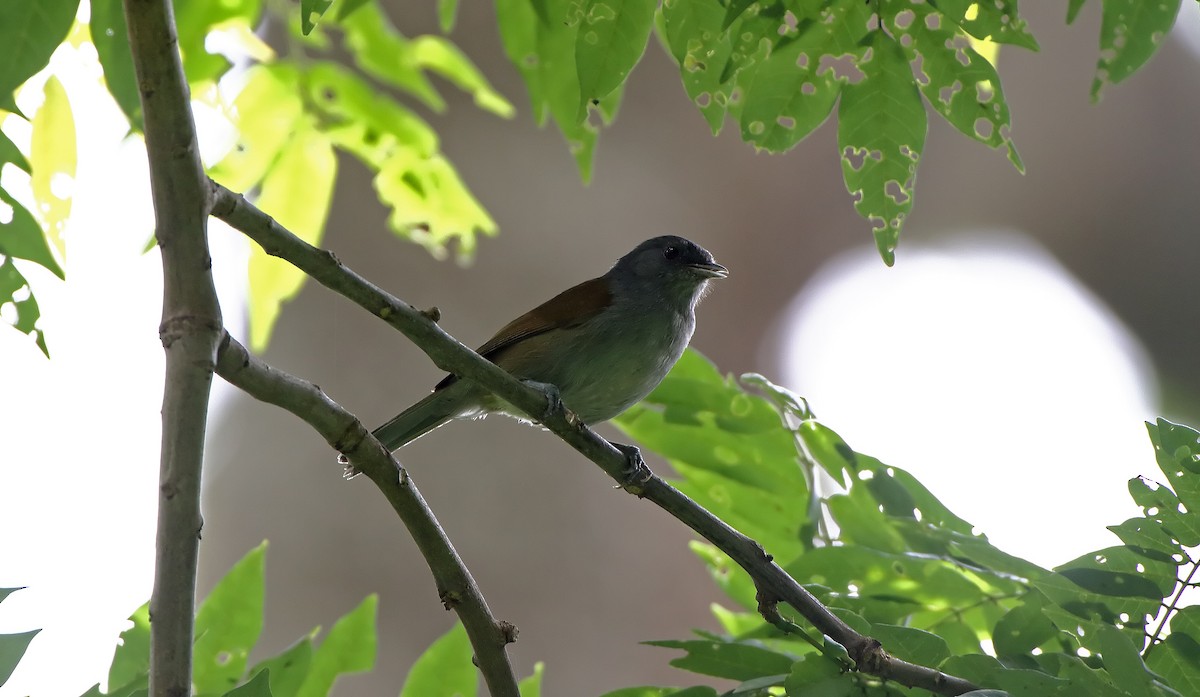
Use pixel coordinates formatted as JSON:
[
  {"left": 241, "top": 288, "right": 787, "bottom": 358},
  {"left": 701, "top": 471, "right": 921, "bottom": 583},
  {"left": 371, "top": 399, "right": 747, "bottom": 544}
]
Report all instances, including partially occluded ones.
[
  {"left": 247, "top": 121, "right": 336, "bottom": 351},
  {"left": 90, "top": 0, "right": 142, "bottom": 131},
  {"left": 30, "top": 76, "right": 76, "bottom": 258},
  {"left": 837, "top": 31, "right": 926, "bottom": 265},
  {"left": 295, "top": 595, "right": 377, "bottom": 697},
  {"left": 398, "top": 623, "right": 476, "bottom": 697},
  {"left": 574, "top": 0, "right": 656, "bottom": 111},
  {"left": 0, "top": 0, "right": 78, "bottom": 113}
]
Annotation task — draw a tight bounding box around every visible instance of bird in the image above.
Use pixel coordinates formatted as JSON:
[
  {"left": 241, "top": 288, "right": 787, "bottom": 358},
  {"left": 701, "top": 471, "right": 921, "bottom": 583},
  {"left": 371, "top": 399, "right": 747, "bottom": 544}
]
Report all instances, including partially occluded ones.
[{"left": 371, "top": 235, "right": 727, "bottom": 454}]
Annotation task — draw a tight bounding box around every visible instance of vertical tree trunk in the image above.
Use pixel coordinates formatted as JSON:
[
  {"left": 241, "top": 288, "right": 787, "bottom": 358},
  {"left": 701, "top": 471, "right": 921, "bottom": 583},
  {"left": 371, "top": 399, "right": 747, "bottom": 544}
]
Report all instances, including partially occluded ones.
[{"left": 123, "top": 1, "right": 222, "bottom": 694}]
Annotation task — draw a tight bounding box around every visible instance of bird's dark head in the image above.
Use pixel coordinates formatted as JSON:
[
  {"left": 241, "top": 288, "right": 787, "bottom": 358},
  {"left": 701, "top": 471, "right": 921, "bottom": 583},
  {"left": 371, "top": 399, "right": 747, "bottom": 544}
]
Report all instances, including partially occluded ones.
[{"left": 617, "top": 235, "right": 727, "bottom": 280}]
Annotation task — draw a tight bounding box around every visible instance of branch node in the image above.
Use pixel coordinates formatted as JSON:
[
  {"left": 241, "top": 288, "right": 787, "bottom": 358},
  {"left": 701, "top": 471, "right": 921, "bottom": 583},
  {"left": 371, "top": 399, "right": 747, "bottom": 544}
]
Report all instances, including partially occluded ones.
[
  {"left": 440, "top": 589, "right": 462, "bottom": 610},
  {"left": 497, "top": 620, "right": 519, "bottom": 645},
  {"left": 420, "top": 305, "right": 441, "bottom": 322}
]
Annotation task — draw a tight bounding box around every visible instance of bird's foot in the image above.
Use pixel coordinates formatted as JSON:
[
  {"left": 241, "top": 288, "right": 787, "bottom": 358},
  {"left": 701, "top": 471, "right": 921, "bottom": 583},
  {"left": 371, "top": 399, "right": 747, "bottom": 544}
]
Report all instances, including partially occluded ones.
[
  {"left": 522, "top": 379, "right": 564, "bottom": 423},
  {"left": 612, "top": 442, "right": 653, "bottom": 493},
  {"left": 336, "top": 453, "right": 361, "bottom": 479}
]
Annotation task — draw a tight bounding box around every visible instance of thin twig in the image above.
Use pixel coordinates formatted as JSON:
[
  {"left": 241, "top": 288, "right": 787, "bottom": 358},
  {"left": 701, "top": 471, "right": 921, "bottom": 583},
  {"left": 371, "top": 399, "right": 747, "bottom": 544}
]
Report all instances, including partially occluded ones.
[
  {"left": 1144, "top": 551, "right": 1199, "bottom": 657},
  {"left": 124, "top": 1, "right": 223, "bottom": 694},
  {"left": 213, "top": 331, "right": 521, "bottom": 697},
  {"left": 209, "top": 181, "right": 980, "bottom": 696}
]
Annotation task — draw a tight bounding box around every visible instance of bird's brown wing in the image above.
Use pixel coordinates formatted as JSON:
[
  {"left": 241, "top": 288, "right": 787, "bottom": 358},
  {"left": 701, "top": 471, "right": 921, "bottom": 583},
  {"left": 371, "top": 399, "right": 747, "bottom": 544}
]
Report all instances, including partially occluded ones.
[{"left": 433, "top": 276, "right": 613, "bottom": 390}]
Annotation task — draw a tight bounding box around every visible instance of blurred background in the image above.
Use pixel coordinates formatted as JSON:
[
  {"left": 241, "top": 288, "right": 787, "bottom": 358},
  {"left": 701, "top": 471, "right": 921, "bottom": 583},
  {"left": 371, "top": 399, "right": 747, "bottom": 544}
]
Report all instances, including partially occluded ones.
[{"left": 2, "top": 1, "right": 1199, "bottom": 695}]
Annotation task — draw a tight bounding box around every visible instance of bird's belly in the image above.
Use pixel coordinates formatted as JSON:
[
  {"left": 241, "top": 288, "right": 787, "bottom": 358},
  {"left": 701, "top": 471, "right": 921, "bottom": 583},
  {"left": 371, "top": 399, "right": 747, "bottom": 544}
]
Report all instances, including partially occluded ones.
[{"left": 496, "top": 312, "right": 691, "bottom": 424}]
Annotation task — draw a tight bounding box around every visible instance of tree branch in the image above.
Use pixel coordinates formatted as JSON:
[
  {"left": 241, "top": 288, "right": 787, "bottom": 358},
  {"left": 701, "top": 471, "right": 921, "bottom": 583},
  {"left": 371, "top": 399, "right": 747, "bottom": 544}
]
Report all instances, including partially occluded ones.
[
  {"left": 124, "top": 2, "right": 222, "bottom": 695},
  {"left": 209, "top": 182, "right": 980, "bottom": 696},
  {"left": 212, "top": 331, "right": 520, "bottom": 697}
]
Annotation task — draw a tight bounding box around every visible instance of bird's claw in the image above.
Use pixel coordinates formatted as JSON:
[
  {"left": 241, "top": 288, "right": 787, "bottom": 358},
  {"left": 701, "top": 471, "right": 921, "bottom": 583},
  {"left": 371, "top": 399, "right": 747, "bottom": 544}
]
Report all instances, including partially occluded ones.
[
  {"left": 612, "top": 442, "right": 653, "bottom": 492},
  {"left": 522, "top": 379, "right": 564, "bottom": 423}
]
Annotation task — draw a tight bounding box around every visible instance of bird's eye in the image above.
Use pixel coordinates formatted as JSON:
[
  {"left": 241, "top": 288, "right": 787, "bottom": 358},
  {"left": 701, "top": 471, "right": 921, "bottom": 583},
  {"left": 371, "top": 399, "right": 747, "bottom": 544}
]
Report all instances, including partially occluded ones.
[{"left": 663, "top": 245, "right": 680, "bottom": 260}]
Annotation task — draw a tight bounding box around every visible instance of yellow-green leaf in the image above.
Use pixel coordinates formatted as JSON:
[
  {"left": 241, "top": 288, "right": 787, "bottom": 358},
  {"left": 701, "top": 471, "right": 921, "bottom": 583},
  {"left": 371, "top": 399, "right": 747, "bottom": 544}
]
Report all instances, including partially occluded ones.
[
  {"left": 30, "top": 76, "right": 76, "bottom": 258},
  {"left": 247, "top": 121, "right": 336, "bottom": 351}
]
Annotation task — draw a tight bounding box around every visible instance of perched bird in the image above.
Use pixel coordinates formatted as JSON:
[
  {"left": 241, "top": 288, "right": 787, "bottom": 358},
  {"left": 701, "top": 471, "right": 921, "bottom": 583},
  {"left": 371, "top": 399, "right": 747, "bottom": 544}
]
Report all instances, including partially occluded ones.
[{"left": 372, "top": 235, "right": 727, "bottom": 452}]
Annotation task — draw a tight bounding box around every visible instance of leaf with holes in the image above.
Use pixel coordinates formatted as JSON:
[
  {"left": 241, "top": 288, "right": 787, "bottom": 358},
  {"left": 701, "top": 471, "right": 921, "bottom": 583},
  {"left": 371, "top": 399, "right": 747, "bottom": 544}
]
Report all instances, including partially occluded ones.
[
  {"left": 1147, "top": 419, "right": 1200, "bottom": 511},
  {"left": 0, "top": 188, "right": 63, "bottom": 279},
  {"left": 30, "top": 76, "right": 76, "bottom": 259},
  {"left": 736, "top": 0, "right": 876, "bottom": 151},
  {"left": 837, "top": 31, "right": 926, "bottom": 266},
  {"left": 193, "top": 543, "right": 267, "bottom": 693},
  {"left": 575, "top": 0, "right": 656, "bottom": 112},
  {"left": 300, "top": 0, "right": 333, "bottom": 34},
  {"left": 737, "top": 34, "right": 840, "bottom": 153},
  {"left": 992, "top": 593, "right": 1058, "bottom": 657},
  {"left": 496, "top": 0, "right": 621, "bottom": 181},
  {"left": 1090, "top": 0, "right": 1183, "bottom": 100},
  {"left": 1097, "top": 624, "right": 1158, "bottom": 697},
  {"left": 0, "top": 258, "right": 48, "bottom": 356},
  {"left": 932, "top": 0, "right": 1038, "bottom": 51},
  {"left": 660, "top": 0, "right": 734, "bottom": 133},
  {"left": 1128, "top": 475, "right": 1200, "bottom": 547},
  {"left": 885, "top": 1, "right": 1022, "bottom": 172}
]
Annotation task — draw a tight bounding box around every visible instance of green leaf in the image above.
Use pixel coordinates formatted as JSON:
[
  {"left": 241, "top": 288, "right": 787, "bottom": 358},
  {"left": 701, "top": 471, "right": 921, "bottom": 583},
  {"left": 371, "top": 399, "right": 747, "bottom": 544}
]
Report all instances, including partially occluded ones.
[
  {"left": 869, "top": 624, "right": 950, "bottom": 667},
  {"left": 837, "top": 30, "right": 927, "bottom": 266},
  {"left": 1148, "top": 419, "right": 1200, "bottom": 510},
  {"left": 0, "top": 129, "right": 31, "bottom": 173},
  {"left": 0, "top": 0, "right": 79, "bottom": 113},
  {"left": 246, "top": 121, "right": 336, "bottom": 351},
  {"left": 574, "top": 0, "right": 656, "bottom": 111},
  {"left": 247, "top": 636, "right": 314, "bottom": 697},
  {"left": 108, "top": 603, "right": 150, "bottom": 690},
  {"left": 518, "top": 662, "right": 544, "bottom": 697},
  {"left": 193, "top": 542, "right": 267, "bottom": 694},
  {"left": 223, "top": 668, "right": 274, "bottom": 697},
  {"left": 208, "top": 64, "right": 304, "bottom": 193},
  {"left": 645, "top": 638, "right": 795, "bottom": 681},
  {"left": 174, "top": 0, "right": 264, "bottom": 85},
  {"left": 0, "top": 629, "right": 39, "bottom": 687},
  {"left": 931, "top": 0, "right": 1039, "bottom": 50},
  {"left": 1055, "top": 545, "right": 1175, "bottom": 600},
  {"left": 0, "top": 257, "right": 49, "bottom": 355},
  {"left": 660, "top": 0, "right": 734, "bottom": 133},
  {"left": 1128, "top": 475, "right": 1200, "bottom": 547},
  {"left": 1097, "top": 624, "right": 1156, "bottom": 697},
  {"left": 1090, "top": 0, "right": 1182, "bottom": 100},
  {"left": 339, "top": 3, "right": 448, "bottom": 112},
  {"left": 409, "top": 36, "right": 515, "bottom": 118},
  {"left": 90, "top": 0, "right": 142, "bottom": 131},
  {"left": 1, "top": 181, "right": 64, "bottom": 279},
  {"left": 884, "top": 1, "right": 1022, "bottom": 172},
  {"left": 1147, "top": 630, "right": 1200, "bottom": 696},
  {"left": 438, "top": 0, "right": 460, "bottom": 32},
  {"left": 1106, "top": 517, "right": 1183, "bottom": 557},
  {"left": 991, "top": 594, "right": 1057, "bottom": 657},
  {"left": 398, "top": 622, "right": 476, "bottom": 697},
  {"left": 295, "top": 595, "right": 377, "bottom": 697},
  {"left": 783, "top": 654, "right": 852, "bottom": 696},
  {"left": 30, "top": 75, "right": 76, "bottom": 259},
  {"left": 736, "top": 0, "right": 873, "bottom": 153},
  {"left": 496, "top": 0, "right": 620, "bottom": 180},
  {"left": 301, "top": 0, "right": 334, "bottom": 35},
  {"left": 1066, "top": 0, "right": 1088, "bottom": 24},
  {"left": 344, "top": 6, "right": 513, "bottom": 120}
]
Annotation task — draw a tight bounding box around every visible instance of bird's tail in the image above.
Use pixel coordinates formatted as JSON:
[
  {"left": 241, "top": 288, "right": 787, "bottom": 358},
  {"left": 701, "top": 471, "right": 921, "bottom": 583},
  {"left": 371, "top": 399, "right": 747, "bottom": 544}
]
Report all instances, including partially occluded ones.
[{"left": 371, "top": 383, "right": 471, "bottom": 451}]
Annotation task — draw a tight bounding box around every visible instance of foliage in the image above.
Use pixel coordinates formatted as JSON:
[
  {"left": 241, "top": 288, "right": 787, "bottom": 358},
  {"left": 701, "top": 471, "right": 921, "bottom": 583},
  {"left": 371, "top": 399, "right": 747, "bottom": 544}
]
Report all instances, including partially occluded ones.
[
  {"left": 0, "top": 0, "right": 1191, "bottom": 349},
  {"left": 0, "top": 543, "right": 380, "bottom": 697},
  {"left": 610, "top": 350, "right": 1200, "bottom": 696},
  {"left": 0, "top": 544, "right": 545, "bottom": 697},
  {"left": 493, "top": 0, "right": 1186, "bottom": 264},
  {"left": 1, "top": 0, "right": 511, "bottom": 353}
]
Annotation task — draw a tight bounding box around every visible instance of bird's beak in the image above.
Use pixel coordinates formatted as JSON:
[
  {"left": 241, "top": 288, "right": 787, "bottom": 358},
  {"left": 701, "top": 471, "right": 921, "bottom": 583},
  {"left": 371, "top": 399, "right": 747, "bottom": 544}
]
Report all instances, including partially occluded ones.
[{"left": 689, "top": 262, "right": 728, "bottom": 279}]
